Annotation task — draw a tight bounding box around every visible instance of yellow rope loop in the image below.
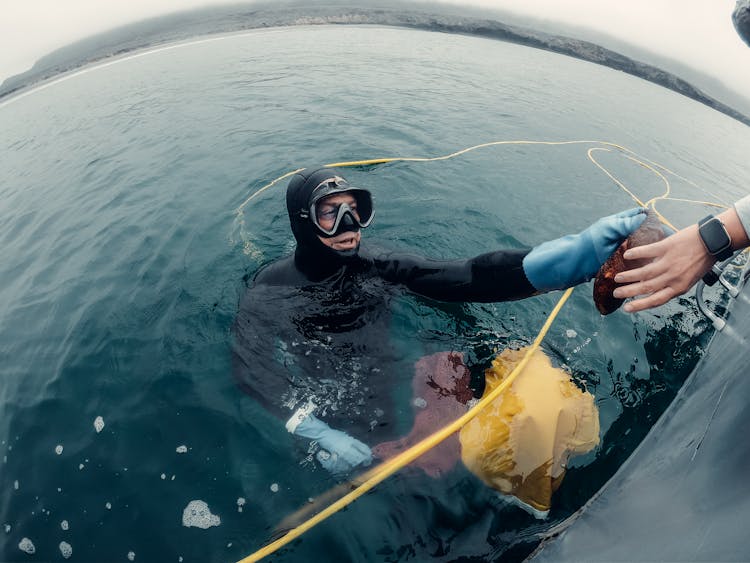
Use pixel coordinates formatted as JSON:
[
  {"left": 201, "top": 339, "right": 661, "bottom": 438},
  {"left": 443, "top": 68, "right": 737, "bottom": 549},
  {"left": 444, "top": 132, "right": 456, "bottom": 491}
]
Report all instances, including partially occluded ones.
[
  {"left": 235, "top": 140, "right": 723, "bottom": 221},
  {"left": 236, "top": 139, "right": 730, "bottom": 563},
  {"left": 586, "top": 148, "right": 647, "bottom": 208}
]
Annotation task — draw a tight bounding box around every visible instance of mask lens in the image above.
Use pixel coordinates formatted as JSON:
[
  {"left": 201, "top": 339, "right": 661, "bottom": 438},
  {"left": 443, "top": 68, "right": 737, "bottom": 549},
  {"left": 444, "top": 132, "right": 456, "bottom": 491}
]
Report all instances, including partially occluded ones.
[
  {"left": 353, "top": 190, "right": 373, "bottom": 226},
  {"left": 311, "top": 190, "right": 374, "bottom": 236},
  {"left": 315, "top": 202, "right": 345, "bottom": 229}
]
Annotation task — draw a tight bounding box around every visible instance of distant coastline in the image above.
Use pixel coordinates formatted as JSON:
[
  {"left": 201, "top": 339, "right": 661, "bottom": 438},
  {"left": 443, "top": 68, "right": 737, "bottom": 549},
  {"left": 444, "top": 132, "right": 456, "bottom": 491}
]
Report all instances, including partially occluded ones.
[{"left": 2, "top": 4, "right": 749, "bottom": 127}]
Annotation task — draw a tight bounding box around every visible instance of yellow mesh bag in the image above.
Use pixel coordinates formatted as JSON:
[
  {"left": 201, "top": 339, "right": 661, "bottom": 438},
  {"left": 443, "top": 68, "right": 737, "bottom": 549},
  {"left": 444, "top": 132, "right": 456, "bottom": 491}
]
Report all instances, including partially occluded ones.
[{"left": 459, "top": 347, "right": 599, "bottom": 517}]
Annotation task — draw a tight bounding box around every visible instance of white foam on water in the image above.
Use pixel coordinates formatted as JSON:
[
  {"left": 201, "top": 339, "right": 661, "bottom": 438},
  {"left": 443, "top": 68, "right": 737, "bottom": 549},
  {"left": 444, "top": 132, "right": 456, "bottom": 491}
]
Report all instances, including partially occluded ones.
[
  {"left": 171, "top": 475, "right": 175, "bottom": 481},
  {"left": 236, "top": 497, "right": 245, "bottom": 513},
  {"left": 105, "top": 502, "right": 112, "bottom": 510},
  {"left": 128, "top": 551, "right": 135, "bottom": 560},
  {"left": 161, "top": 474, "right": 166, "bottom": 480},
  {"left": 176, "top": 445, "right": 188, "bottom": 454},
  {"left": 57, "top": 487, "right": 62, "bottom": 492},
  {"left": 61, "top": 520, "right": 69, "bottom": 530},
  {"left": 55, "top": 445, "right": 64, "bottom": 455},
  {"left": 94, "top": 416, "right": 105, "bottom": 433},
  {"left": 413, "top": 397, "right": 427, "bottom": 409},
  {"left": 179, "top": 557, "right": 183, "bottom": 562},
  {"left": 4, "top": 524, "right": 10, "bottom": 533},
  {"left": 59, "top": 541, "right": 72, "bottom": 559},
  {"left": 182, "top": 500, "right": 221, "bottom": 529},
  {"left": 270, "top": 483, "right": 279, "bottom": 493},
  {"left": 18, "top": 537, "right": 35, "bottom": 554},
  {"left": 565, "top": 329, "right": 578, "bottom": 338},
  {"left": 13, "top": 480, "right": 18, "bottom": 490}
]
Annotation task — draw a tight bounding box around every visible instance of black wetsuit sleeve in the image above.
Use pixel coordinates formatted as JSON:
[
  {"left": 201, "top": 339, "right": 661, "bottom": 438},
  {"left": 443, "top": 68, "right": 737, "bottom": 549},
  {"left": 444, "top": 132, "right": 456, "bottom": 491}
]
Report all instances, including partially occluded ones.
[
  {"left": 370, "top": 248, "right": 537, "bottom": 302},
  {"left": 231, "top": 278, "right": 304, "bottom": 423}
]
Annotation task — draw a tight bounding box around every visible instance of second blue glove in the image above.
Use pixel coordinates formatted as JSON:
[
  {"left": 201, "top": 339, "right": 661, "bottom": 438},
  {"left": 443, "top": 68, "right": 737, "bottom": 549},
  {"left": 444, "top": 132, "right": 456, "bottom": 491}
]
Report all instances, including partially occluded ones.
[{"left": 288, "top": 410, "right": 372, "bottom": 475}]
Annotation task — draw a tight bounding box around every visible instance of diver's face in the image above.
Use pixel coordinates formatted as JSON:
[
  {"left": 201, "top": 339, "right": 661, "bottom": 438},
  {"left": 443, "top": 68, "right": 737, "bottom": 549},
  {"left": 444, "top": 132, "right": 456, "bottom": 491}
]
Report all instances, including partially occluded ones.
[{"left": 315, "top": 192, "right": 362, "bottom": 251}]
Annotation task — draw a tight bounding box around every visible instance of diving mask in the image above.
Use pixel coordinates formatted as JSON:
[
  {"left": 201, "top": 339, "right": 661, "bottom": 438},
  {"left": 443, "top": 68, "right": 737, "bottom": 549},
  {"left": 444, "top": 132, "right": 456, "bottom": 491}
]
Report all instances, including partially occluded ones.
[{"left": 304, "top": 177, "right": 374, "bottom": 237}]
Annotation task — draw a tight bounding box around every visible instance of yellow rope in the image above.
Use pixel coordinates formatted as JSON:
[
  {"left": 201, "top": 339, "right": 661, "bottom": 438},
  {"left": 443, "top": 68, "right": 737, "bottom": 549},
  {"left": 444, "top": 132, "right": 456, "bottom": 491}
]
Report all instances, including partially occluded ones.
[
  {"left": 237, "top": 168, "right": 303, "bottom": 215},
  {"left": 235, "top": 139, "right": 722, "bottom": 562},
  {"left": 235, "top": 141, "right": 641, "bottom": 219}
]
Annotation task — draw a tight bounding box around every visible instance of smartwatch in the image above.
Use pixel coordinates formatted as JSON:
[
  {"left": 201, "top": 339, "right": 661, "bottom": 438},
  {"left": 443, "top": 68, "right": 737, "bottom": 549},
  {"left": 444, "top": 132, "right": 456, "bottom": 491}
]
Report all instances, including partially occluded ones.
[
  {"left": 697, "top": 215, "right": 733, "bottom": 261},
  {"left": 698, "top": 215, "right": 733, "bottom": 286}
]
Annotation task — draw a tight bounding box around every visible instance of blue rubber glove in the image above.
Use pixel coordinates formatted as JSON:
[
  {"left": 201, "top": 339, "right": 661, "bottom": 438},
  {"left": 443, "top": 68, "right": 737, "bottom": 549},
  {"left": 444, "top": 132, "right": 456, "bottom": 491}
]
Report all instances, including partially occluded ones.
[
  {"left": 522, "top": 208, "right": 647, "bottom": 291},
  {"left": 287, "top": 410, "right": 372, "bottom": 475}
]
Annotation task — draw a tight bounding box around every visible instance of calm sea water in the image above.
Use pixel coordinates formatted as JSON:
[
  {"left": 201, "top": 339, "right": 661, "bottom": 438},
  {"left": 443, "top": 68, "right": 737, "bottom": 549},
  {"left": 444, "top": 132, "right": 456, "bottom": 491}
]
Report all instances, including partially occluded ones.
[{"left": 1, "top": 25, "right": 749, "bottom": 562}]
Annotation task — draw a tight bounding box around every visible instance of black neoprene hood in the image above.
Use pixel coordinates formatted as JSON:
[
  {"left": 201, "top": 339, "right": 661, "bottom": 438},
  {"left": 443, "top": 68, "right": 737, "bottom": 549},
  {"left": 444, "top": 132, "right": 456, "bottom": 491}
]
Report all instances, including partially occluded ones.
[{"left": 286, "top": 166, "right": 373, "bottom": 266}]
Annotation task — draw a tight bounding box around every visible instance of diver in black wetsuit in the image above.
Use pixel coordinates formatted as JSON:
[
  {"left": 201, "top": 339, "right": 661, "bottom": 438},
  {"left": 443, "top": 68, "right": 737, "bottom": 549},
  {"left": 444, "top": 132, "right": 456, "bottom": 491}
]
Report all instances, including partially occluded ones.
[{"left": 232, "top": 166, "right": 646, "bottom": 475}]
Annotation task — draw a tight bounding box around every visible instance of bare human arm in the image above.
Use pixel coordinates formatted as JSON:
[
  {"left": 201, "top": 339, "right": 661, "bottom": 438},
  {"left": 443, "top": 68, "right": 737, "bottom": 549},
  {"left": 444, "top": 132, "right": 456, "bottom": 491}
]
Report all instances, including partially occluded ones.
[{"left": 613, "top": 198, "right": 750, "bottom": 313}]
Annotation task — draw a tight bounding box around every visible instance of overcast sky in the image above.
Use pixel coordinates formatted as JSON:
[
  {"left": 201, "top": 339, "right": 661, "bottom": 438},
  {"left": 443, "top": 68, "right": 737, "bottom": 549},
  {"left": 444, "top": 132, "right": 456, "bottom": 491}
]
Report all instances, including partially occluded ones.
[{"left": 2, "top": 0, "right": 749, "bottom": 97}]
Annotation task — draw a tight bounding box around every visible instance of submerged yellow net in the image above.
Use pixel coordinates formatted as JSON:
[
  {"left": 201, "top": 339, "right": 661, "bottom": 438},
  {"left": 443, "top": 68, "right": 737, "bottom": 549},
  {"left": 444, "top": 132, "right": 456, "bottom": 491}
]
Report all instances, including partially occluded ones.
[{"left": 460, "top": 347, "right": 599, "bottom": 517}]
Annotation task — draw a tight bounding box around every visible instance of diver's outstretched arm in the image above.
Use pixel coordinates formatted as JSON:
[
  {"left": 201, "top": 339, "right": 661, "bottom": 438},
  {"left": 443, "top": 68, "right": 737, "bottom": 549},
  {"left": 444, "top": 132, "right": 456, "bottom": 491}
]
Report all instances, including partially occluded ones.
[{"left": 370, "top": 208, "right": 646, "bottom": 302}]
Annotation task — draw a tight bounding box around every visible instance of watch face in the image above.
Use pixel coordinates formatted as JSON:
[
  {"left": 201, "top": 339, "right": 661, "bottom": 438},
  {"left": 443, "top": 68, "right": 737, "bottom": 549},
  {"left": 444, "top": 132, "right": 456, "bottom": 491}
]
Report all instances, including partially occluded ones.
[{"left": 699, "top": 216, "right": 732, "bottom": 258}]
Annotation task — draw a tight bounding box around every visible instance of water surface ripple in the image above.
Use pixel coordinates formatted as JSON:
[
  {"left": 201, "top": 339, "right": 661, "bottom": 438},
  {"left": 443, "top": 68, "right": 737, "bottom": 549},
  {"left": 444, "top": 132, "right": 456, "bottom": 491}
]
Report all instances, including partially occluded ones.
[{"left": 1, "top": 26, "right": 748, "bottom": 562}]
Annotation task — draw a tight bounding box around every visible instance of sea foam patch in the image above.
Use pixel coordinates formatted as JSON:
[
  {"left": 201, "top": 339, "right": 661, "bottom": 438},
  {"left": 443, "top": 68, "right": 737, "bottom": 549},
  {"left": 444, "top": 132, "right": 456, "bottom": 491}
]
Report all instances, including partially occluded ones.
[
  {"left": 19, "top": 537, "right": 35, "bottom": 554},
  {"left": 60, "top": 541, "right": 72, "bottom": 559},
  {"left": 182, "top": 500, "right": 220, "bottom": 529}
]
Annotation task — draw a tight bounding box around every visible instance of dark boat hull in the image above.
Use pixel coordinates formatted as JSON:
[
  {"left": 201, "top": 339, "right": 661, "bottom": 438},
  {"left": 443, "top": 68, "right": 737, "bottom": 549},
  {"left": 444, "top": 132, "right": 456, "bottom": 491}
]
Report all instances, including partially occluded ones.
[{"left": 530, "top": 281, "right": 750, "bottom": 561}]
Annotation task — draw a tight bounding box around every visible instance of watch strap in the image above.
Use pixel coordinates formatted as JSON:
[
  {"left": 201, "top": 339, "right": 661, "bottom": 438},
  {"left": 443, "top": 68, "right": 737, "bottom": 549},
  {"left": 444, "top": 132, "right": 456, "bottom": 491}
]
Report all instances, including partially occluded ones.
[{"left": 701, "top": 264, "right": 722, "bottom": 287}]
